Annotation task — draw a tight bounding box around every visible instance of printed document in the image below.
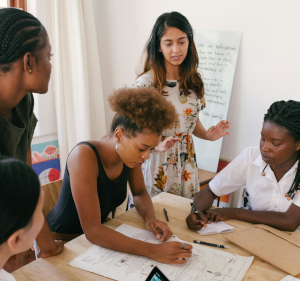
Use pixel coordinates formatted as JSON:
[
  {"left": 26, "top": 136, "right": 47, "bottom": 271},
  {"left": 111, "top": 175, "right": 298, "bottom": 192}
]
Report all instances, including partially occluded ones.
[{"left": 69, "top": 224, "right": 253, "bottom": 281}]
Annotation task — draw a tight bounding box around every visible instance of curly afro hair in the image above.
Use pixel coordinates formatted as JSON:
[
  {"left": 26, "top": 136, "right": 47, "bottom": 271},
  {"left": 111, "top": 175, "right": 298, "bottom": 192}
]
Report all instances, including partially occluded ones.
[{"left": 108, "top": 87, "right": 178, "bottom": 136}]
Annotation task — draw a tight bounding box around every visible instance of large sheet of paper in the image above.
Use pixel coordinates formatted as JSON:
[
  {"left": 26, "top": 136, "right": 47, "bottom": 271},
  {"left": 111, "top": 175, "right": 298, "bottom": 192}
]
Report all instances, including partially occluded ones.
[
  {"left": 69, "top": 224, "right": 253, "bottom": 281},
  {"left": 192, "top": 30, "right": 241, "bottom": 172}
]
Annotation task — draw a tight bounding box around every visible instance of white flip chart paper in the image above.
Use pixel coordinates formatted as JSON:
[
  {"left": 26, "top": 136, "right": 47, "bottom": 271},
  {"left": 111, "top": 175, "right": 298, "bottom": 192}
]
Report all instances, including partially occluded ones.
[
  {"left": 193, "top": 30, "right": 241, "bottom": 172},
  {"left": 69, "top": 224, "right": 253, "bottom": 281}
]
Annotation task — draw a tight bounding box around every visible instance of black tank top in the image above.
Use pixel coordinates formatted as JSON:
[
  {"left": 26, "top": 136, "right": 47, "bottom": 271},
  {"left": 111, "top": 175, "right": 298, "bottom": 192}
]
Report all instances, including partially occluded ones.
[{"left": 47, "top": 142, "right": 130, "bottom": 234}]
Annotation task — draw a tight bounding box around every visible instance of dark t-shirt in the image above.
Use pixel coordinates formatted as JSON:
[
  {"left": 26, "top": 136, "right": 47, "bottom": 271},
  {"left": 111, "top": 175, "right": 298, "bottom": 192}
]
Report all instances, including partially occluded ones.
[
  {"left": 0, "top": 92, "right": 37, "bottom": 162},
  {"left": 47, "top": 142, "right": 131, "bottom": 235}
]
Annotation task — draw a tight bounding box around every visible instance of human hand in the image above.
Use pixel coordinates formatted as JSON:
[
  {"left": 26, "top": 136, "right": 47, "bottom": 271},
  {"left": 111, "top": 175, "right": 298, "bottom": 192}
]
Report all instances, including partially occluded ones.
[
  {"left": 38, "top": 240, "right": 64, "bottom": 258},
  {"left": 146, "top": 218, "right": 172, "bottom": 242},
  {"left": 205, "top": 208, "right": 235, "bottom": 223},
  {"left": 185, "top": 212, "right": 208, "bottom": 231},
  {"left": 206, "top": 120, "right": 230, "bottom": 141},
  {"left": 148, "top": 242, "right": 193, "bottom": 264},
  {"left": 155, "top": 137, "right": 180, "bottom": 152}
]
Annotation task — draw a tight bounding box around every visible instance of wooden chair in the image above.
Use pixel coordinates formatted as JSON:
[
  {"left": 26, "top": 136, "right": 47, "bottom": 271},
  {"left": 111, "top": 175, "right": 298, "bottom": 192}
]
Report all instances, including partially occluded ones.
[{"left": 41, "top": 179, "right": 63, "bottom": 217}]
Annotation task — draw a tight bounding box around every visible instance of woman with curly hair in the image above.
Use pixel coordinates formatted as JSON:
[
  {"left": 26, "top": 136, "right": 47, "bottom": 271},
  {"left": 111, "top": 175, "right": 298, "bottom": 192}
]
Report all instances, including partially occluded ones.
[
  {"left": 186, "top": 100, "right": 300, "bottom": 232},
  {"left": 132, "top": 12, "right": 230, "bottom": 199},
  {"left": 46, "top": 87, "right": 193, "bottom": 264}
]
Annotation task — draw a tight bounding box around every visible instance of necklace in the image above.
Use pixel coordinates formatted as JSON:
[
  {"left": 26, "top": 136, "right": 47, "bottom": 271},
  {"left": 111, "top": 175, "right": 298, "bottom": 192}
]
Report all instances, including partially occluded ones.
[
  {"left": 261, "top": 161, "right": 300, "bottom": 201},
  {"left": 261, "top": 164, "right": 268, "bottom": 176},
  {"left": 261, "top": 163, "right": 298, "bottom": 201}
]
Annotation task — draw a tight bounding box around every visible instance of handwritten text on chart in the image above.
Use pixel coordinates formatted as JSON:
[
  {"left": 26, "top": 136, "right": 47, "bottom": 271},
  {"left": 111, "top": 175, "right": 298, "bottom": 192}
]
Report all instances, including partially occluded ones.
[{"left": 196, "top": 43, "right": 236, "bottom": 120}]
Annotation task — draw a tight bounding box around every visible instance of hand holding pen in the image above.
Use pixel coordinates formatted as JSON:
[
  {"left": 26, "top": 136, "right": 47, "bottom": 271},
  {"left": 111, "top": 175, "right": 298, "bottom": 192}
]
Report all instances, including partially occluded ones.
[{"left": 186, "top": 202, "right": 208, "bottom": 231}]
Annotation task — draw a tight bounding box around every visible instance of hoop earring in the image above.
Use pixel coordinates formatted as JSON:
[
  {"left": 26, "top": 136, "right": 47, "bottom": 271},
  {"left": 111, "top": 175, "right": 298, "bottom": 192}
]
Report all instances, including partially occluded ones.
[{"left": 115, "top": 143, "right": 119, "bottom": 152}]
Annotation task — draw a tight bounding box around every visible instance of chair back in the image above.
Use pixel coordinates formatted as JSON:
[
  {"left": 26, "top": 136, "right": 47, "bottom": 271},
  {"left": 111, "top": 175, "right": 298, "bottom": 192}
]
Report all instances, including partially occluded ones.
[{"left": 41, "top": 179, "right": 62, "bottom": 217}]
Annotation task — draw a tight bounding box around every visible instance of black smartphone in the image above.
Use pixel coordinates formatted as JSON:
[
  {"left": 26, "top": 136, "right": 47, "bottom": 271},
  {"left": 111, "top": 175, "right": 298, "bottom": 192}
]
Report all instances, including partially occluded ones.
[{"left": 145, "top": 266, "right": 170, "bottom": 281}]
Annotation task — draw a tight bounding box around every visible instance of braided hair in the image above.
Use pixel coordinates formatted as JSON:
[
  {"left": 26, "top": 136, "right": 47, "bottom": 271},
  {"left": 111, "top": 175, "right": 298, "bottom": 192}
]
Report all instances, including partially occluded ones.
[
  {"left": 264, "top": 100, "right": 300, "bottom": 200},
  {"left": 0, "top": 8, "right": 47, "bottom": 73}
]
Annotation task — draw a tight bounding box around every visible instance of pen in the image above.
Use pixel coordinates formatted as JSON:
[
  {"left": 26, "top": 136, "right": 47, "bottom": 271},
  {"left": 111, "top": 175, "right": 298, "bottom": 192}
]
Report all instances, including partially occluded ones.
[
  {"left": 190, "top": 202, "right": 202, "bottom": 221},
  {"left": 193, "top": 240, "right": 230, "bottom": 249},
  {"left": 163, "top": 208, "right": 169, "bottom": 222}
]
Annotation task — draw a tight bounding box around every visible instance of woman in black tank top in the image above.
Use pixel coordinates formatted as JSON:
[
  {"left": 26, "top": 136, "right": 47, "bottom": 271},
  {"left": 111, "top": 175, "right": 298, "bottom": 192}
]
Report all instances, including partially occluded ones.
[{"left": 47, "top": 87, "right": 193, "bottom": 265}]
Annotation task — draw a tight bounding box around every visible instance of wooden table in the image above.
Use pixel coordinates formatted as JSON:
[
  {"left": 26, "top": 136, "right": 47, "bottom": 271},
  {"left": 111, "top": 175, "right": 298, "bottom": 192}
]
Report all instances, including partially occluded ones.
[
  {"left": 198, "top": 168, "right": 217, "bottom": 185},
  {"left": 13, "top": 193, "right": 300, "bottom": 280}
]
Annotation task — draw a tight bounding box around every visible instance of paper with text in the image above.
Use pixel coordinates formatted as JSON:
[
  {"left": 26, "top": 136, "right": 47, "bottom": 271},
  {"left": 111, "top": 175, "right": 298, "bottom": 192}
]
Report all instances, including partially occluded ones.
[
  {"left": 198, "top": 221, "right": 234, "bottom": 236},
  {"left": 281, "top": 276, "right": 300, "bottom": 281},
  {"left": 193, "top": 30, "right": 241, "bottom": 172},
  {"left": 69, "top": 224, "right": 253, "bottom": 281}
]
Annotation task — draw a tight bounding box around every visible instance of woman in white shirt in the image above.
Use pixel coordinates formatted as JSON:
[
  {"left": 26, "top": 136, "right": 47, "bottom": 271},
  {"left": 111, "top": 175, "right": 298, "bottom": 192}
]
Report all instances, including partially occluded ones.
[
  {"left": 0, "top": 157, "right": 44, "bottom": 281},
  {"left": 186, "top": 100, "right": 300, "bottom": 231}
]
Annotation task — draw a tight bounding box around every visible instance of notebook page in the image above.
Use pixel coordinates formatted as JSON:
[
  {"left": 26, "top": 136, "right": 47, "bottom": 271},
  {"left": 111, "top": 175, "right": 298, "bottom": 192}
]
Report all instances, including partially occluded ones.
[{"left": 198, "top": 221, "right": 234, "bottom": 236}]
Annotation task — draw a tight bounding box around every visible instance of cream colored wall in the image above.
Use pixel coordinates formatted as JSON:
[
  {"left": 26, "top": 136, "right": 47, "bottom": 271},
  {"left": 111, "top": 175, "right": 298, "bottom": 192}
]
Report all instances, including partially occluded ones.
[{"left": 92, "top": 0, "right": 300, "bottom": 160}]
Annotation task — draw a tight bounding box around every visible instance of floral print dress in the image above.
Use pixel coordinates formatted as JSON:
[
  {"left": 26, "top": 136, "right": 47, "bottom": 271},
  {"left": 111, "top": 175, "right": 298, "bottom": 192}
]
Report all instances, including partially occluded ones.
[{"left": 132, "top": 71, "right": 204, "bottom": 199}]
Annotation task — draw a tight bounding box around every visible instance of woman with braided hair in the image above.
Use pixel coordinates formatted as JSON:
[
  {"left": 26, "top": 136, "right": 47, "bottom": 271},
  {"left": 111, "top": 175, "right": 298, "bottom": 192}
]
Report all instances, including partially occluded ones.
[
  {"left": 0, "top": 7, "right": 51, "bottom": 163},
  {"left": 186, "top": 100, "right": 300, "bottom": 232},
  {"left": 0, "top": 8, "right": 64, "bottom": 257},
  {"left": 47, "top": 87, "right": 194, "bottom": 264}
]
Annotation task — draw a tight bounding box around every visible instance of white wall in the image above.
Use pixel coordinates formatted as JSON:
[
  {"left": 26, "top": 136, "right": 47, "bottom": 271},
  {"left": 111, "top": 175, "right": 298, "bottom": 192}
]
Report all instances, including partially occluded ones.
[
  {"left": 27, "top": 0, "right": 58, "bottom": 139},
  {"left": 0, "top": 0, "right": 8, "bottom": 7},
  {"left": 93, "top": 0, "right": 300, "bottom": 161}
]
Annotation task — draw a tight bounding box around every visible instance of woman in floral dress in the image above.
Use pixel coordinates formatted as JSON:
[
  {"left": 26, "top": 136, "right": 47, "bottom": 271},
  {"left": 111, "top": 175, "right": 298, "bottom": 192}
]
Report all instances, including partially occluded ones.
[{"left": 131, "top": 12, "right": 230, "bottom": 201}]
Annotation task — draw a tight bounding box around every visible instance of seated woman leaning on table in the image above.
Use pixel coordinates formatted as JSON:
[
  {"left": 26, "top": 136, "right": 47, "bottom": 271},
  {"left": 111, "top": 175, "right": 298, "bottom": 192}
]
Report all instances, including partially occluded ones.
[
  {"left": 47, "top": 87, "right": 193, "bottom": 264},
  {"left": 186, "top": 100, "right": 300, "bottom": 232},
  {"left": 0, "top": 157, "right": 44, "bottom": 281}
]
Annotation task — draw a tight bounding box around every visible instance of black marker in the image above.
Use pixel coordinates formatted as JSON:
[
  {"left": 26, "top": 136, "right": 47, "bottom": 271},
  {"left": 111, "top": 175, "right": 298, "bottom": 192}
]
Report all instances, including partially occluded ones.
[
  {"left": 193, "top": 240, "right": 230, "bottom": 249},
  {"left": 163, "top": 208, "right": 169, "bottom": 222},
  {"left": 190, "top": 202, "right": 202, "bottom": 221}
]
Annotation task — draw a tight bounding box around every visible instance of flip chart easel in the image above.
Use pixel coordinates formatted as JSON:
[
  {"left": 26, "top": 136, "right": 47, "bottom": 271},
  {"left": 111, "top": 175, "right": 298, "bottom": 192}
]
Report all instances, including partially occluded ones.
[{"left": 193, "top": 29, "right": 242, "bottom": 172}]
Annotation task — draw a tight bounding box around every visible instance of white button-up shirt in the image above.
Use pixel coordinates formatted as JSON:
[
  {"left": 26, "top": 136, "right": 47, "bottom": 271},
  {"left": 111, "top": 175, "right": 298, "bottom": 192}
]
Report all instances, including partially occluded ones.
[
  {"left": 0, "top": 269, "right": 16, "bottom": 281},
  {"left": 210, "top": 147, "right": 300, "bottom": 212}
]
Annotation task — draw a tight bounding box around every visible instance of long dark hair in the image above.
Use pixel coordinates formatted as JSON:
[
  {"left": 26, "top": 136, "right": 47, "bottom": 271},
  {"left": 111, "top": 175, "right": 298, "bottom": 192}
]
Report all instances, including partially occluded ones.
[
  {"left": 0, "top": 156, "right": 40, "bottom": 245},
  {"left": 264, "top": 100, "right": 300, "bottom": 199},
  {"left": 139, "top": 11, "right": 204, "bottom": 99},
  {"left": 0, "top": 8, "right": 47, "bottom": 73}
]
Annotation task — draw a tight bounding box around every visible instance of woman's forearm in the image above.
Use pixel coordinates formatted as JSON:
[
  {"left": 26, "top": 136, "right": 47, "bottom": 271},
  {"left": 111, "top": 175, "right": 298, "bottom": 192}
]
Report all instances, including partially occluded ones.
[
  {"left": 232, "top": 208, "right": 298, "bottom": 231},
  {"left": 133, "top": 191, "right": 156, "bottom": 222},
  {"left": 36, "top": 219, "right": 62, "bottom": 255},
  {"left": 192, "top": 120, "right": 209, "bottom": 140},
  {"left": 193, "top": 185, "right": 217, "bottom": 213}
]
